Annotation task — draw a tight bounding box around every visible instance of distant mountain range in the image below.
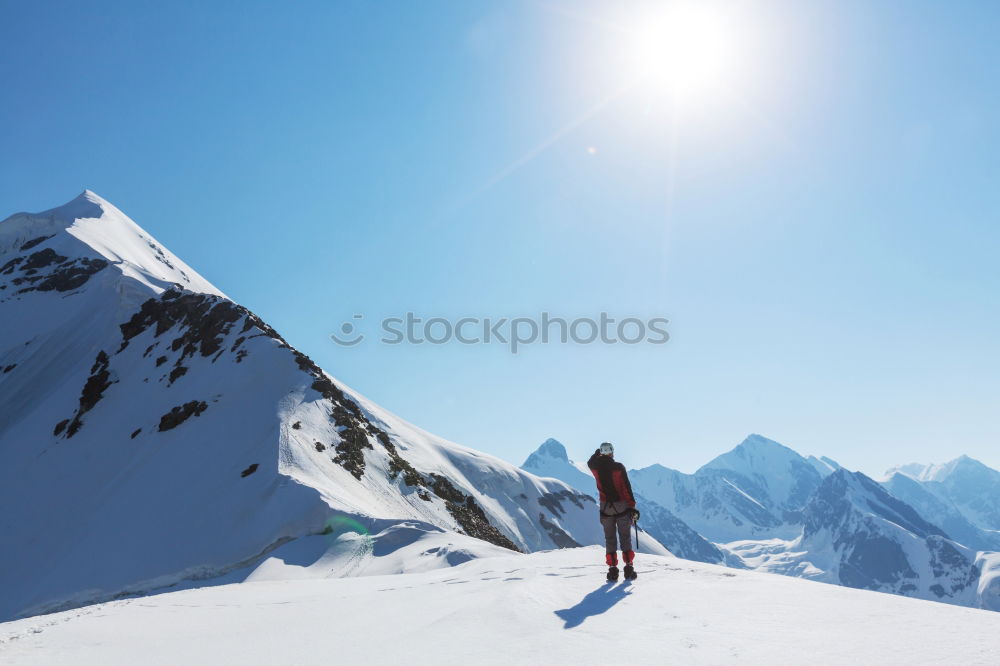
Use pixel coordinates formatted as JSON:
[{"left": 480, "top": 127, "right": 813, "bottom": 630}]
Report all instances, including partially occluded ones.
[
  {"left": 522, "top": 439, "right": 730, "bottom": 565},
  {"left": 521, "top": 435, "right": 1000, "bottom": 611}
]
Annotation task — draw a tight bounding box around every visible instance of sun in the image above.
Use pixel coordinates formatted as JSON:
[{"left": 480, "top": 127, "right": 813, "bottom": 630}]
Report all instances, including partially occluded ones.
[{"left": 627, "top": 3, "right": 735, "bottom": 100}]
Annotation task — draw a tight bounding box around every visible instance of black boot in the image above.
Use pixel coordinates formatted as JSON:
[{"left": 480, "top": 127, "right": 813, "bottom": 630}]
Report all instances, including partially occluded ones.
[
  {"left": 623, "top": 564, "right": 637, "bottom": 580},
  {"left": 606, "top": 566, "right": 620, "bottom": 582}
]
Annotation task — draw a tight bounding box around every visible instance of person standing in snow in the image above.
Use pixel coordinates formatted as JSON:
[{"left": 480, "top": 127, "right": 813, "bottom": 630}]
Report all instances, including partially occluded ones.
[{"left": 587, "top": 442, "right": 639, "bottom": 581}]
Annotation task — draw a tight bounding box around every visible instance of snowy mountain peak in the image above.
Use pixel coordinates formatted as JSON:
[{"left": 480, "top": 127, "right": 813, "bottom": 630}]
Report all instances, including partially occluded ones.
[
  {"left": 2, "top": 189, "right": 102, "bottom": 228},
  {"left": 887, "top": 455, "right": 992, "bottom": 483},
  {"left": 738, "top": 433, "right": 796, "bottom": 455},
  {"left": 535, "top": 438, "right": 569, "bottom": 461},
  {"left": 698, "top": 433, "right": 823, "bottom": 512},
  {"left": 39, "top": 189, "right": 107, "bottom": 222},
  {"left": 0, "top": 190, "right": 111, "bottom": 249},
  {"left": 922, "top": 455, "right": 988, "bottom": 482},
  {"left": 885, "top": 456, "right": 1000, "bottom": 532},
  {"left": 0, "top": 191, "right": 222, "bottom": 297},
  {"left": 638, "top": 462, "right": 674, "bottom": 474},
  {"left": 521, "top": 439, "right": 594, "bottom": 494},
  {"left": 699, "top": 433, "right": 801, "bottom": 474}
]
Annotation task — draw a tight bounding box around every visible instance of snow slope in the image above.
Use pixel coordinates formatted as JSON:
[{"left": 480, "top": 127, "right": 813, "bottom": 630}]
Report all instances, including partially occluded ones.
[
  {"left": 0, "top": 192, "right": 668, "bottom": 622},
  {"left": 635, "top": 499, "right": 733, "bottom": 566},
  {"left": 882, "top": 471, "right": 1000, "bottom": 551},
  {"left": 3, "top": 547, "right": 999, "bottom": 666},
  {"left": 806, "top": 454, "right": 842, "bottom": 476},
  {"left": 977, "top": 551, "right": 1000, "bottom": 612},
  {"left": 731, "top": 469, "right": 992, "bottom": 609}
]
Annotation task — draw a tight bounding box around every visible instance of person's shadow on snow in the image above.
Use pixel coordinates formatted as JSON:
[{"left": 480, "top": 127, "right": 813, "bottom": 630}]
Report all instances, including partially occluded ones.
[{"left": 554, "top": 582, "right": 633, "bottom": 629}]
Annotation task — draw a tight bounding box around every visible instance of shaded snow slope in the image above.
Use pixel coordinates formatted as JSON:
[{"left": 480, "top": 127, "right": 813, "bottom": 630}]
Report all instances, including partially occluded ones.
[
  {"left": 0, "top": 193, "right": 668, "bottom": 622},
  {"left": 883, "top": 472, "right": 1000, "bottom": 552},
  {"left": 977, "top": 552, "right": 1000, "bottom": 612},
  {"left": 806, "top": 454, "right": 842, "bottom": 476},
  {"left": 886, "top": 455, "right": 1000, "bottom": 532},
  {"left": 632, "top": 496, "right": 732, "bottom": 566},
  {"left": 3, "top": 548, "right": 999, "bottom": 666},
  {"left": 732, "top": 470, "right": 993, "bottom": 609}
]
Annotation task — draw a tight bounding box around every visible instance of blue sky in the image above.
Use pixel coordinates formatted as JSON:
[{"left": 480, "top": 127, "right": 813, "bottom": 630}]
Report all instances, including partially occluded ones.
[{"left": 3, "top": 0, "right": 998, "bottom": 474}]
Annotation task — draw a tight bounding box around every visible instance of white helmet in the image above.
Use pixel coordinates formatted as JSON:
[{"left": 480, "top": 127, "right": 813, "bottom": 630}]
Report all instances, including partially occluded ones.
[{"left": 599, "top": 442, "right": 614, "bottom": 455}]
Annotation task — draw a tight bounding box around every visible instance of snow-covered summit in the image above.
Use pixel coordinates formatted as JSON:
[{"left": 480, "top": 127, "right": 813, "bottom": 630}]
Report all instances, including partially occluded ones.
[
  {"left": 0, "top": 190, "right": 222, "bottom": 297},
  {"left": 624, "top": 434, "right": 823, "bottom": 544},
  {"left": 10, "top": 189, "right": 106, "bottom": 228},
  {"left": 534, "top": 437, "right": 570, "bottom": 461},
  {"left": 0, "top": 190, "right": 104, "bottom": 247},
  {"left": 521, "top": 438, "right": 594, "bottom": 492},
  {"left": 631, "top": 461, "right": 790, "bottom": 543},
  {"left": 884, "top": 455, "right": 1000, "bottom": 532},
  {"left": 698, "top": 434, "right": 825, "bottom": 511},
  {"left": 888, "top": 454, "right": 988, "bottom": 483}
]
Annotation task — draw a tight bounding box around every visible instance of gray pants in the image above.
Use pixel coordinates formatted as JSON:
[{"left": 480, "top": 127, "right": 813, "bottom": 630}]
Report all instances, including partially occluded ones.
[{"left": 600, "top": 501, "right": 633, "bottom": 554}]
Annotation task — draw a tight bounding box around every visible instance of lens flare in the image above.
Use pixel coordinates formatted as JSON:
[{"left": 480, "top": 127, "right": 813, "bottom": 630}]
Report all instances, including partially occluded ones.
[{"left": 321, "top": 515, "right": 371, "bottom": 541}]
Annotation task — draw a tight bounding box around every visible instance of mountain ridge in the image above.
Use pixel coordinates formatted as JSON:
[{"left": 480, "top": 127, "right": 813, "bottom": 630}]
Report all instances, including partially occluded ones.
[{"left": 0, "top": 193, "right": 670, "bottom": 622}]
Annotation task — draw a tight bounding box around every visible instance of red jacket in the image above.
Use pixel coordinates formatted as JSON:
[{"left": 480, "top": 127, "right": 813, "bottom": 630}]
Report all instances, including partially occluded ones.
[{"left": 587, "top": 451, "right": 636, "bottom": 508}]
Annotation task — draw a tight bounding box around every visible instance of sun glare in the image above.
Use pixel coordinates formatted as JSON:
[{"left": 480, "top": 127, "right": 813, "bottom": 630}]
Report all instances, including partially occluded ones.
[{"left": 628, "top": 4, "right": 735, "bottom": 100}]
